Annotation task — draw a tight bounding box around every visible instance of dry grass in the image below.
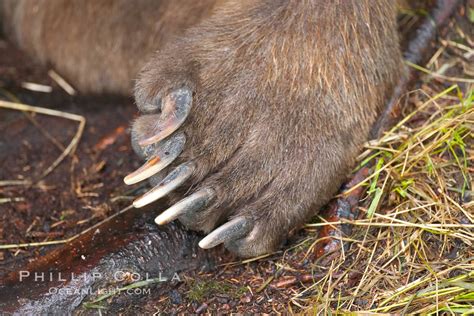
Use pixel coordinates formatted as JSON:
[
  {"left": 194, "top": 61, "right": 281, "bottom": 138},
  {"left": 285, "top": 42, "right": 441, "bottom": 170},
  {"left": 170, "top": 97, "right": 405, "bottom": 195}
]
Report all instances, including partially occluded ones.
[
  {"left": 293, "top": 84, "right": 472, "bottom": 314},
  {"left": 289, "top": 38, "right": 474, "bottom": 313}
]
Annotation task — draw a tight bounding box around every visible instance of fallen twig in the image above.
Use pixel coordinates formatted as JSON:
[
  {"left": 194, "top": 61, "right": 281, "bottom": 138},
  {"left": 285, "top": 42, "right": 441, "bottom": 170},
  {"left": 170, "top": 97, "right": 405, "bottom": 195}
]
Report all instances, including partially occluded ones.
[
  {"left": 0, "top": 205, "right": 133, "bottom": 250},
  {"left": 0, "top": 100, "right": 86, "bottom": 182}
]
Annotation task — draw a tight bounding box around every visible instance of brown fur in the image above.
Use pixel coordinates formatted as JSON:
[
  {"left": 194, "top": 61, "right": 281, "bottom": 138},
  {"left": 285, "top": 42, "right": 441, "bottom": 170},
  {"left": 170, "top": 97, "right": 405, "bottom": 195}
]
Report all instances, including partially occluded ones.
[
  {"left": 1, "top": 0, "right": 217, "bottom": 94},
  {"left": 1, "top": 0, "right": 403, "bottom": 257}
]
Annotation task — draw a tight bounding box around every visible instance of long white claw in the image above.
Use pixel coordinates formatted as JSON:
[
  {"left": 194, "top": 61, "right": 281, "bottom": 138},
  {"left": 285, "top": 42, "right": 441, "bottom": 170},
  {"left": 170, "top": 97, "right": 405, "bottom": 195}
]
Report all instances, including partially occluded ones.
[
  {"left": 154, "top": 188, "right": 214, "bottom": 225},
  {"left": 139, "top": 88, "right": 192, "bottom": 146},
  {"left": 198, "top": 217, "right": 250, "bottom": 249},
  {"left": 124, "top": 133, "right": 185, "bottom": 185},
  {"left": 133, "top": 162, "right": 195, "bottom": 208}
]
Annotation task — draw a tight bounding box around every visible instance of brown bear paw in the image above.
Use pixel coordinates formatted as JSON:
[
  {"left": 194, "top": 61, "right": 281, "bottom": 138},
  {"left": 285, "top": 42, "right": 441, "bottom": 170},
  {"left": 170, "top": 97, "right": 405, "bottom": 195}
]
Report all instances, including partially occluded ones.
[
  {"left": 126, "top": 65, "right": 345, "bottom": 258},
  {"left": 123, "top": 2, "right": 386, "bottom": 257},
  {"left": 127, "top": 86, "right": 295, "bottom": 257}
]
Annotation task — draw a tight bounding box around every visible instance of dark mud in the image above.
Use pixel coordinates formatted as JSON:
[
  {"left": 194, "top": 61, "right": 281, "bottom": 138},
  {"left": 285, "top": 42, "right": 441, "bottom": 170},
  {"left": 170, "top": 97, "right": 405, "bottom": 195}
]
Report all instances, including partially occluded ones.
[
  {"left": 0, "top": 40, "right": 140, "bottom": 273},
  {"left": 0, "top": 40, "right": 221, "bottom": 313}
]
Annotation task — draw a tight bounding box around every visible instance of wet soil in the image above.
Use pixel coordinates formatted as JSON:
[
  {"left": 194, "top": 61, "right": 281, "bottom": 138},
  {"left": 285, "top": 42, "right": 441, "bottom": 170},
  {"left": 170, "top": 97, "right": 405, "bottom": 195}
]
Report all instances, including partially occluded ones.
[{"left": 0, "top": 39, "right": 140, "bottom": 273}]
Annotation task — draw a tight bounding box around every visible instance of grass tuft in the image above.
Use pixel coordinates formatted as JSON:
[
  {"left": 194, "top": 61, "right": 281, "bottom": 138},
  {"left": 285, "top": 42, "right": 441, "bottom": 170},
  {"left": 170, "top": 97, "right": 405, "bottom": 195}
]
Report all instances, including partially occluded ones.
[{"left": 294, "top": 84, "right": 473, "bottom": 314}]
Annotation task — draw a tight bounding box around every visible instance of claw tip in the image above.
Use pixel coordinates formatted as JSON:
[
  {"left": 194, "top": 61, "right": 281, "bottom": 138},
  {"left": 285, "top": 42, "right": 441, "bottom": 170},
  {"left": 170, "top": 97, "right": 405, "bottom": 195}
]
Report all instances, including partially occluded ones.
[
  {"left": 154, "top": 215, "right": 167, "bottom": 225},
  {"left": 132, "top": 199, "right": 144, "bottom": 208},
  {"left": 123, "top": 175, "right": 134, "bottom": 185},
  {"left": 198, "top": 238, "right": 212, "bottom": 249},
  {"left": 198, "top": 217, "right": 249, "bottom": 250}
]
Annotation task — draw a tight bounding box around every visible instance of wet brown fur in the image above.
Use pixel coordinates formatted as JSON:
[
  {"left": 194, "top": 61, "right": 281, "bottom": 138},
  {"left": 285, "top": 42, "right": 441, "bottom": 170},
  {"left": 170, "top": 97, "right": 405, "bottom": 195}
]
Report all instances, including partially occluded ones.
[
  {"left": 1, "top": 0, "right": 403, "bottom": 256},
  {"left": 1, "top": 0, "right": 218, "bottom": 94}
]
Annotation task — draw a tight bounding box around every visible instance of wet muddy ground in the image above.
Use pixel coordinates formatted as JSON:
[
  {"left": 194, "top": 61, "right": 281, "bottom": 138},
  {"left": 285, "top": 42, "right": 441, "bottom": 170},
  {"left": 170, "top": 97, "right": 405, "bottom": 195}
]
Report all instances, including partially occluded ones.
[{"left": 0, "top": 39, "right": 139, "bottom": 273}]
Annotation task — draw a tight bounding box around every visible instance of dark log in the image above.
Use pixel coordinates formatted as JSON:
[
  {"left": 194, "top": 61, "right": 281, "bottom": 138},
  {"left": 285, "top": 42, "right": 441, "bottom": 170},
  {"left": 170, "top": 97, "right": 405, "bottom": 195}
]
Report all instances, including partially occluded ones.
[{"left": 0, "top": 206, "right": 215, "bottom": 313}]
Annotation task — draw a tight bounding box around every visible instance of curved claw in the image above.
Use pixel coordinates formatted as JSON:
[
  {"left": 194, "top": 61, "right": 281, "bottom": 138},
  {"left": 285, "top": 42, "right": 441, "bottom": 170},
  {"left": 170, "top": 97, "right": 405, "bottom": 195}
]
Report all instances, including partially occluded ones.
[
  {"left": 133, "top": 162, "right": 195, "bottom": 208},
  {"left": 139, "top": 88, "right": 192, "bottom": 146},
  {"left": 198, "top": 217, "right": 250, "bottom": 249},
  {"left": 124, "top": 133, "right": 185, "bottom": 185},
  {"left": 154, "top": 188, "right": 214, "bottom": 225}
]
